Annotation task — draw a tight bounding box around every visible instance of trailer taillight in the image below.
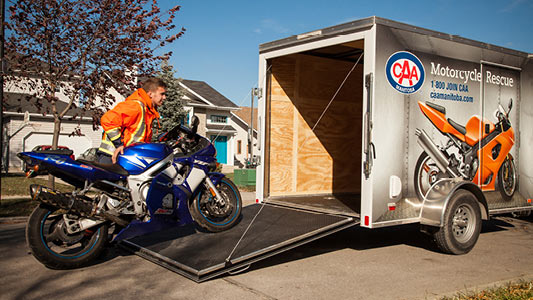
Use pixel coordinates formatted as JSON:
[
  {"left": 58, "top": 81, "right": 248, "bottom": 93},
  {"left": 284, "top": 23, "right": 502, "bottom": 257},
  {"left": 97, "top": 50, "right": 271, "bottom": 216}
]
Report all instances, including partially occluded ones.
[{"left": 364, "top": 216, "right": 369, "bottom": 226}]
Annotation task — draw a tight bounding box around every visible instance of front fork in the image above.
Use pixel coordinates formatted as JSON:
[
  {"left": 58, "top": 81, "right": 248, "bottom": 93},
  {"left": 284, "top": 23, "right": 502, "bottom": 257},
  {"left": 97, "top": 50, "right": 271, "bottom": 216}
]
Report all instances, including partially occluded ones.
[{"left": 205, "top": 176, "right": 224, "bottom": 204}]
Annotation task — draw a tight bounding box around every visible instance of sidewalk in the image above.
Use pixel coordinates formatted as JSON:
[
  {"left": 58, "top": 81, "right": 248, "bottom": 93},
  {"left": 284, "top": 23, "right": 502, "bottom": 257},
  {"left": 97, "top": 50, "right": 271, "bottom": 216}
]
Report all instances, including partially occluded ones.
[{"left": 1, "top": 195, "right": 31, "bottom": 200}]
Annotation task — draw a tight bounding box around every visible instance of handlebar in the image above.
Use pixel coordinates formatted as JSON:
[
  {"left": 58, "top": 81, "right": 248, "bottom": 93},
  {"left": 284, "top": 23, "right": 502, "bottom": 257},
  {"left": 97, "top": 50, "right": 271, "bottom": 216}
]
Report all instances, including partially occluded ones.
[{"left": 158, "top": 123, "right": 206, "bottom": 155}]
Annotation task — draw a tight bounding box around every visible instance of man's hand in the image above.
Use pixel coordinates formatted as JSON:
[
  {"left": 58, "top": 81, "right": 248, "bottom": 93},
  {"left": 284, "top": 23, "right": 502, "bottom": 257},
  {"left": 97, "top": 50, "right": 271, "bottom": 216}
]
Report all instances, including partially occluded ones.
[{"left": 112, "top": 145, "right": 124, "bottom": 164}]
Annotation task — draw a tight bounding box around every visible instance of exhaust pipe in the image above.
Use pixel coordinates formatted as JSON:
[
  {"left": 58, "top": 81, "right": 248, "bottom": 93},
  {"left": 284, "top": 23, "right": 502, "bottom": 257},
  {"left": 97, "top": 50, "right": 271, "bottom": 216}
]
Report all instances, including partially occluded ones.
[
  {"left": 415, "top": 129, "right": 459, "bottom": 177},
  {"left": 31, "top": 185, "right": 129, "bottom": 227}
]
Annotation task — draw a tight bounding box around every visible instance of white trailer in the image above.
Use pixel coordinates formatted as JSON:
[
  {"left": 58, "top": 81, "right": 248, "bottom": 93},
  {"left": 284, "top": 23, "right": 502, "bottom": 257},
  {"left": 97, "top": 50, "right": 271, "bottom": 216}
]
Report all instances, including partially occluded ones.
[
  {"left": 121, "top": 17, "right": 533, "bottom": 281},
  {"left": 256, "top": 16, "right": 533, "bottom": 253}
]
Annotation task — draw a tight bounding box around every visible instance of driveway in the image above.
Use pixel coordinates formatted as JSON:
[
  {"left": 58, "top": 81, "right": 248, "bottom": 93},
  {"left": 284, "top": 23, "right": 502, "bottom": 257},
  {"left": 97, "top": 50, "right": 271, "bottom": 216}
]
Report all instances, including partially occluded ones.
[{"left": 1, "top": 205, "right": 532, "bottom": 300}]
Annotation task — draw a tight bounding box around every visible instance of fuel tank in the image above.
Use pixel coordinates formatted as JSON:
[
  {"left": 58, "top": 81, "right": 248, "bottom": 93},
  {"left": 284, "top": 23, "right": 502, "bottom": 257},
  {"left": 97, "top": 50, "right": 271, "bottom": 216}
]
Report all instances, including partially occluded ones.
[{"left": 117, "top": 143, "right": 172, "bottom": 175}]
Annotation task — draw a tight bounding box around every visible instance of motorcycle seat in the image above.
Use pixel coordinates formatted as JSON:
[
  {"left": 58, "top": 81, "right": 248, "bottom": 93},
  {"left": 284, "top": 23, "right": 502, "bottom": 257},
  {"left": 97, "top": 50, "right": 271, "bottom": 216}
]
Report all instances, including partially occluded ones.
[
  {"left": 77, "top": 159, "right": 129, "bottom": 176},
  {"left": 447, "top": 118, "right": 467, "bottom": 135},
  {"left": 426, "top": 101, "right": 446, "bottom": 115},
  {"left": 34, "top": 149, "right": 74, "bottom": 156}
]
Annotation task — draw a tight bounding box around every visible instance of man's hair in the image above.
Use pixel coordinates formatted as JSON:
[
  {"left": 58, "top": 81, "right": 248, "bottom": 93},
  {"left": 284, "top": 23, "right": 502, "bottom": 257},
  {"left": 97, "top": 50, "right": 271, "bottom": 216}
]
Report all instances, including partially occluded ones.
[{"left": 142, "top": 77, "right": 167, "bottom": 92}]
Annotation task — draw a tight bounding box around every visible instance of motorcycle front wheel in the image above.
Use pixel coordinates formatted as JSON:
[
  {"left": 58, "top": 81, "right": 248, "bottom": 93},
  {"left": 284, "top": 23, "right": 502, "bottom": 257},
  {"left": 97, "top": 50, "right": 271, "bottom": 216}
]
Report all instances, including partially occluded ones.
[
  {"left": 497, "top": 157, "right": 517, "bottom": 201},
  {"left": 189, "top": 178, "right": 242, "bottom": 232},
  {"left": 26, "top": 205, "right": 108, "bottom": 269}
]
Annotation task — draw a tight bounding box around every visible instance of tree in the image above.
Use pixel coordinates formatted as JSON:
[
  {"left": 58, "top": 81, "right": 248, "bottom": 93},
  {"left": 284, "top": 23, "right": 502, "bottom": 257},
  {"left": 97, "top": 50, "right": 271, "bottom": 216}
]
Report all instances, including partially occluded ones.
[
  {"left": 5, "top": 0, "right": 184, "bottom": 184},
  {"left": 155, "top": 61, "right": 187, "bottom": 136}
]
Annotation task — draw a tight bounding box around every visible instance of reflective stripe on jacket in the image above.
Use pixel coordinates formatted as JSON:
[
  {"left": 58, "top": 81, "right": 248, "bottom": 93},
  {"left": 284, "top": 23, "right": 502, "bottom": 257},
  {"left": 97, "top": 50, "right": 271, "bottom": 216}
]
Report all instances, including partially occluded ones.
[{"left": 98, "top": 88, "right": 159, "bottom": 155}]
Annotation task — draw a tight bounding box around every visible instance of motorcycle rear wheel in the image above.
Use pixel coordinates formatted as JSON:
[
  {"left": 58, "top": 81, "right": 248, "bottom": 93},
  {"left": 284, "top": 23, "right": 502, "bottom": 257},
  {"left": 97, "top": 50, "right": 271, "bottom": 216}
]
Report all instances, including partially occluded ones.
[
  {"left": 497, "top": 157, "right": 517, "bottom": 201},
  {"left": 414, "top": 152, "right": 449, "bottom": 200},
  {"left": 26, "top": 205, "right": 108, "bottom": 269},
  {"left": 189, "top": 178, "right": 242, "bottom": 232}
]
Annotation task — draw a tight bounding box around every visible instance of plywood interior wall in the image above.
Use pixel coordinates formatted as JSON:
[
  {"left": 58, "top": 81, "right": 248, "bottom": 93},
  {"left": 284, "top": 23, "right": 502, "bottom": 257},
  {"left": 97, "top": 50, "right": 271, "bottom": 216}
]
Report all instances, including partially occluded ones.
[{"left": 268, "top": 50, "right": 364, "bottom": 197}]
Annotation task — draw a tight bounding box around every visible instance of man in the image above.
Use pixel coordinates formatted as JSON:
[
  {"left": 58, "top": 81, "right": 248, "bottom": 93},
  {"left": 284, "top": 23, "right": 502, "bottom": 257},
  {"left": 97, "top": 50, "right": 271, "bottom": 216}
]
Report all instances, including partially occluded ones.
[{"left": 97, "top": 77, "right": 167, "bottom": 164}]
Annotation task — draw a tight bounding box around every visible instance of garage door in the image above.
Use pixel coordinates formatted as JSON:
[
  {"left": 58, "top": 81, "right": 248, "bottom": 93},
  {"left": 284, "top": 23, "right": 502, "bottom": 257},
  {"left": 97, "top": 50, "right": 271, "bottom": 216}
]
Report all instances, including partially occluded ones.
[{"left": 24, "top": 132, "right": 92, "bottom": 158}]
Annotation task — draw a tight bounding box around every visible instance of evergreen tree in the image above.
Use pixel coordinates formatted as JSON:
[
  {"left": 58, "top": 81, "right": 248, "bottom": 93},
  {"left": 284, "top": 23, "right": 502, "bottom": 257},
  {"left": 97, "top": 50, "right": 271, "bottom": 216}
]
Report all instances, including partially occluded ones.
[{"left": 155, "top": 61, "right": 187, "bottom": 136}]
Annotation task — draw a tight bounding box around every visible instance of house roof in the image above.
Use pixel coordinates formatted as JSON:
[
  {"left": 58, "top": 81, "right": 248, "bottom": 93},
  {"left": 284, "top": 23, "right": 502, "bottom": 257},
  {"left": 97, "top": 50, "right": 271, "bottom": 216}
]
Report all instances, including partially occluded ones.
[
  {"left": 234, "top": 107, "right": 258, "bottom": 128},
  {"left": 206, "top": 124, "right": 237, "bottom": 133},
  {"left": 4, "top": 92, "right": 91, "bottom": 118},
  {"left": 180, "top": 79, "right": 238, "bottom": 109},
  {"left": 182, "top": 93, "right": 204, "bottom": 106}
]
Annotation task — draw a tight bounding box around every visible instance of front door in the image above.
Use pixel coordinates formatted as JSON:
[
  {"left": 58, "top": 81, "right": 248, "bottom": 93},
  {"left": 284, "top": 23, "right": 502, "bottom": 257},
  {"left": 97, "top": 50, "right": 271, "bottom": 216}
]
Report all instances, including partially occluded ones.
[{"left": 211, "top": 135, "right": 228, "bottom": 164}]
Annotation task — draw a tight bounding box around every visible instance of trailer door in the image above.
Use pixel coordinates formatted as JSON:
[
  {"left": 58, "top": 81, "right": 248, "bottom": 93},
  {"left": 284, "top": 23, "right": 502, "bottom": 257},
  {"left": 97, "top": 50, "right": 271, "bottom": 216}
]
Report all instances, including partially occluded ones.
[
  {"left": 120, "top": 203, "right": 359, "bottom": 282},
  {"left": 479, "top": 62, "right": 529, "bottom": 213}
]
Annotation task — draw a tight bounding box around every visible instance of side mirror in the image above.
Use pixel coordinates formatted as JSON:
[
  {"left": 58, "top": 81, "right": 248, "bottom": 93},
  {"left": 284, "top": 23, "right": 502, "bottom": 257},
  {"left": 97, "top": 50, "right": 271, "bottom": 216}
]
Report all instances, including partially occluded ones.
[{"left": 190, "top": 115, "right": 199, "bottom": 134}]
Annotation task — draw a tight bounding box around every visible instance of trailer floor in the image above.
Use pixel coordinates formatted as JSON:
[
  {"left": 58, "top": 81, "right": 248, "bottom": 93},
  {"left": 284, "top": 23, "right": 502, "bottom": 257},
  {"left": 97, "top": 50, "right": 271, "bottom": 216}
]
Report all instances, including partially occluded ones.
[
  {"left": 486, "top": 191, "right": 533, "bottom": 213},
  {"left": 267, "top": 193, "right": 360, "bottom": 217},
  {"left": 120, "top": 203, "right": 358, "bottom": 282}
]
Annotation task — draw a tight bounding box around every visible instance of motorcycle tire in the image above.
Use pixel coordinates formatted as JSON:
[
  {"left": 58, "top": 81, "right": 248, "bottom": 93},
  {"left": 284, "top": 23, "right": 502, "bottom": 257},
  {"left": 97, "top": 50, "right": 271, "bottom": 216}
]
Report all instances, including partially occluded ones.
[
  {"left": 433, "top": 189, "right": 481, "bottom": 255},
  {"left": 497, "top": 157, "right": 517, "bottom": 201},
  {"left": 26, "top": 205, "right": 108, "bottom": 269},
  {"left": 189, "top": 178, "right": 242, "bottom": 232}
]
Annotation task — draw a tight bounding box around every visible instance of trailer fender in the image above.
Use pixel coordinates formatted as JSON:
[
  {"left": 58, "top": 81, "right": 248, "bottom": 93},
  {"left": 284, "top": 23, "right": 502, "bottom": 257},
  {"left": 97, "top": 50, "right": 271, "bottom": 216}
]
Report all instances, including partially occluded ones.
[{"left": 420, "top": 179, "right": 489, "bottom": 227}]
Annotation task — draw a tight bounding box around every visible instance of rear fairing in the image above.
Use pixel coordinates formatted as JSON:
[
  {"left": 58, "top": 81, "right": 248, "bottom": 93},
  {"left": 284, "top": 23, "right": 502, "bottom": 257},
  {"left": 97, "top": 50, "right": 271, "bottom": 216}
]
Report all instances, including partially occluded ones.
[{"left": 17, "top": 152, "right": 126, "bottom": 186}]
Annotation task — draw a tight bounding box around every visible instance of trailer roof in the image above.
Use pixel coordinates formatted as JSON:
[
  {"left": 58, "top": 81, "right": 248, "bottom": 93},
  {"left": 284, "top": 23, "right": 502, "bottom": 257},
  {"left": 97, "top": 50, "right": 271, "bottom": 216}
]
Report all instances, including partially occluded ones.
[{"left": 260, "top": 16, "right": 531, "bottom": 67}]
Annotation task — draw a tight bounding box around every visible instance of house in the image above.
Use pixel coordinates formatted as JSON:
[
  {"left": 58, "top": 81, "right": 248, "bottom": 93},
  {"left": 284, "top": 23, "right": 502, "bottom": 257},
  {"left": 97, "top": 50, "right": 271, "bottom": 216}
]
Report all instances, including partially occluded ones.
[
  {"left": 180, "top": 79, "right": 258, "bottom": 168},
  {"left": 2, "top": 76, "right": 257, "bottom": 171},
  {"left": 2, "top": 77, "right": 123, "bottom": 171},
  {"left": 231, "top": 106, "right": 259, "bottom": 168}
]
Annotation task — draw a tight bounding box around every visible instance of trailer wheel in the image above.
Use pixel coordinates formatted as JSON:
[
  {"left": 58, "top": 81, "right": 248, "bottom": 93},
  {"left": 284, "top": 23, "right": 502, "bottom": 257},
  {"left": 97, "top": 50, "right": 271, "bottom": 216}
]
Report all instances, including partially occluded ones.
[{"left": 433, "top": 189, "right": 481, "bottom": 255}]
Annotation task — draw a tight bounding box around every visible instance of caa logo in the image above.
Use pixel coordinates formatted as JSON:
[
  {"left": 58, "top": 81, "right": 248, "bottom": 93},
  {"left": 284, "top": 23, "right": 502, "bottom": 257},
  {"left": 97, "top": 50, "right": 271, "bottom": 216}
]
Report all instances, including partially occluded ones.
[{"left": 386, "top": 51, "right": 425, "bottom": 94}]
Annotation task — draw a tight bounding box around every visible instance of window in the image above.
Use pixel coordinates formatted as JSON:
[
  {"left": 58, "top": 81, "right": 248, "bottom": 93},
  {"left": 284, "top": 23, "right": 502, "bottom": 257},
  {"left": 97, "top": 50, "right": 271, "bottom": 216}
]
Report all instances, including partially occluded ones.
[
  {"left": 210, "top": 115, "right": 227, "bottom": 123},
  {"left": 237, "top": 140, "right": 242, "bottom": 154}
]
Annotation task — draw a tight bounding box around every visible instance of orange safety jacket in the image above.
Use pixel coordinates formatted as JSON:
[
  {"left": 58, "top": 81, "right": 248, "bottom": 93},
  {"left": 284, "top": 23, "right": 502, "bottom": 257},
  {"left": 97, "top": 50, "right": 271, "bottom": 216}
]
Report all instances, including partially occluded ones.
[{"left": 98, "top": 88, "right": 160, "bottom": 156}]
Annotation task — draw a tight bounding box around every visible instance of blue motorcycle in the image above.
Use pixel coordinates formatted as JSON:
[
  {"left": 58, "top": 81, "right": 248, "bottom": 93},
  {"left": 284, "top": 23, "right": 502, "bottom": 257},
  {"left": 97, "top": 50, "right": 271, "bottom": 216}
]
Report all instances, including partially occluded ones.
[{"left": 18, "top": 116, "right": 242, "bottom": 269}]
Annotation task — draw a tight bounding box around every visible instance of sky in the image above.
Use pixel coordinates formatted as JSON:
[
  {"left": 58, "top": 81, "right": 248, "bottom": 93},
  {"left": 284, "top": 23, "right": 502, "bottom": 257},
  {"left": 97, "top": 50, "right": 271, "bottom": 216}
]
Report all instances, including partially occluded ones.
[{"left": 159, "top": 0, "right": 533, "bottom": 108}]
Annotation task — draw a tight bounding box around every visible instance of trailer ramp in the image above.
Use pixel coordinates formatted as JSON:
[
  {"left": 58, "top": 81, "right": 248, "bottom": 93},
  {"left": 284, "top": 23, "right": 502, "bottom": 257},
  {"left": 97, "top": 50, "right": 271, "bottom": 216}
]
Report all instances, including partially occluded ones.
[{"left": 120, "top": 203, "right": 358, "bottom": 282}]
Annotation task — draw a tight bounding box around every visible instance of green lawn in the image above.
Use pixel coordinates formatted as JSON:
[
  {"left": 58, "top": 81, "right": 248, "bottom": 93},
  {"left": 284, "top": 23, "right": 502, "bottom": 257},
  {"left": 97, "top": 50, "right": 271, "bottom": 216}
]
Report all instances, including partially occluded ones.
[
  {"left": 441, "top": 280, "right": 533, "bottom": 300},
  {"left": 0, "top": 198, "right": 39, "bottom": 217},
  {"left": 1, "top": 174, "right": 74, "bottom": 217},
  {"left": 1, "top": 173, "right": 254, "bottom": 217},
  {"left": 1, "top": 174, "right": 73, "bottom": 196}
]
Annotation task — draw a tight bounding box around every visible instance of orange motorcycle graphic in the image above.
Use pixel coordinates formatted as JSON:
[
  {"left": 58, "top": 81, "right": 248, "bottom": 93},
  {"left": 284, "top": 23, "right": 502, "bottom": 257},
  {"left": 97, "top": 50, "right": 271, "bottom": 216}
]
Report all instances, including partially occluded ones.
[{"left": 415, "top": 99, "right": 517, "bottom": 201}]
